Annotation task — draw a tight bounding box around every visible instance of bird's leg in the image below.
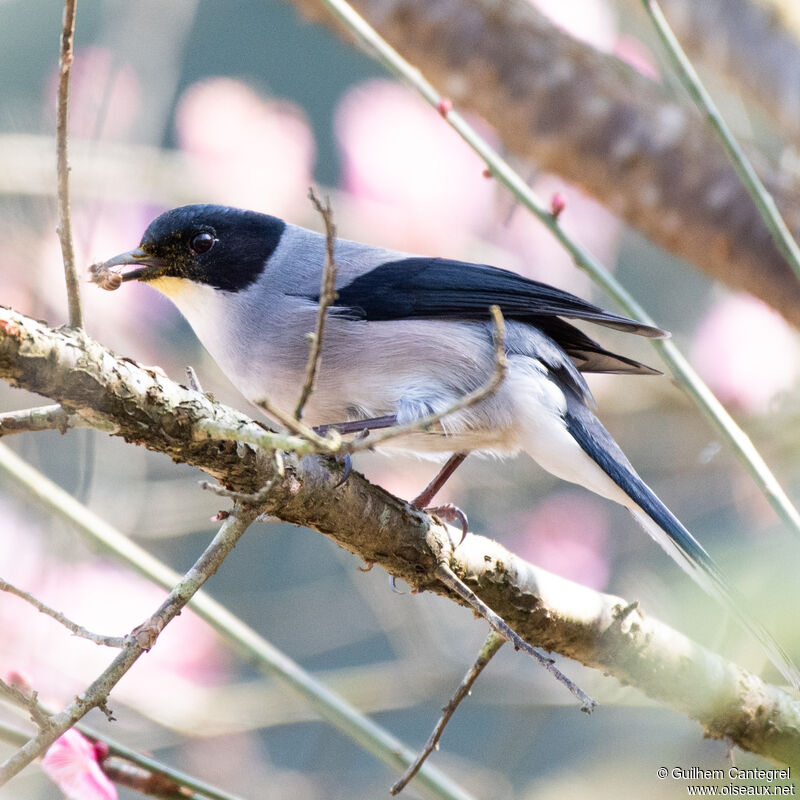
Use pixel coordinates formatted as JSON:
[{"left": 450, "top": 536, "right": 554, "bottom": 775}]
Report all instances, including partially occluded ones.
[
  {"left": 412, "top": 453, "right": 470, "bottom": 544},
  {"left": 412, "top": 452, "right": 467, "bottom": 507}
]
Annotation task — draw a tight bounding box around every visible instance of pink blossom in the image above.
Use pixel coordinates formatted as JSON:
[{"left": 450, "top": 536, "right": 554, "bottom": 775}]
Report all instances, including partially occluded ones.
[
  {"left": 691, "top": 293, "right": 800, "bottom": 414},
  {"left": 334, "top": 79, "right": 495, "bottom": 252},
  {"left": 512, "top": 492, "right": 611, "bottom": 590},
  {"left": 175, "top": 78, "right": 315, "bottom": 218},
  {"left": 41, "top": 729, "right": 117, "bottom": 800}
]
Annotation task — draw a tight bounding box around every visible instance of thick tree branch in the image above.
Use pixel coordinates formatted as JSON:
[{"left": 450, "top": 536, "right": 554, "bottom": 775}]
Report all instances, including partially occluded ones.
[
  {"left": 288, "top": 0, "right": 800, "bottom": 327},
  {"left": 1, "top": 305, "right": 799, "bottom": 766}
]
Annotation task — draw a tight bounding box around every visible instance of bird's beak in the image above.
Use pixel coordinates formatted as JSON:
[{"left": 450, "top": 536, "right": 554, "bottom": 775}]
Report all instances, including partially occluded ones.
[{"left": 97, "top": 248, "right": 165, "bottom": 282}]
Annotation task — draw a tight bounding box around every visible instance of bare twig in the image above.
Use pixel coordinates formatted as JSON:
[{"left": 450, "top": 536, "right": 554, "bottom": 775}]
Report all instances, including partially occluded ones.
[
  {"left": 0, "top": 505, "right": 259, "bottom": 785},
  {"left": 0, "top": 578, "right": 125, "bottom": 647},
  {"left": 0, "top": 405, "right": 84, "bottom": 437},
  {"left": 343, "top": 305, "right": 507, "bottom": 454},
  {"left": 199, "top": 477, "right": 276, "bottom": 505},
  {"left": 56, "top": 0, "right": 82, "bottom": 329},
  {"left": 0, "top": 678, "right": 51, "bottom": 731},
  {"left": 434, "top": 561, "right": 595, "bottom": 713},
  {"left": 255, "top": 396, "right": 340, "bottom": 452},
  {"left": 391, "top": 631, "right": 505, "bottom": 794},
  {"left": 195, "top": 415, "right": 330, "bottom": 457},
  {"left": 295, "top": 187, "right": 339, "bottom": 420}
]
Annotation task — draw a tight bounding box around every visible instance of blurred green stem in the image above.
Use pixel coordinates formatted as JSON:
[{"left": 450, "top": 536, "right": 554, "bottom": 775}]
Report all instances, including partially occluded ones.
[
  {"left": 314, "top": 0, "right": 800, "bottom": 538},
  {"left": 641, "top": 0, "right": 800, "bottom": 282},
  {"left": 0, "top": 443, "right": 472, "bottom": 800}
]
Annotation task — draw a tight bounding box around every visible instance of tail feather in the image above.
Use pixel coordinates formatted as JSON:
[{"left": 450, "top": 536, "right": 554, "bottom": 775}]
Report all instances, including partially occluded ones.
[
  {"left": 629, "top": 507, "right": 800, "bottom": 690},
  {"left": 564, "top": 400, "right": 800, "bottom": 690}
]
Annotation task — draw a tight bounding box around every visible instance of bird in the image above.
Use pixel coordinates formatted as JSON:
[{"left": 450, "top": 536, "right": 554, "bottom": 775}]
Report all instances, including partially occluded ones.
[{"left": 93, "top": 203, "right": 799, "bottom": 689}]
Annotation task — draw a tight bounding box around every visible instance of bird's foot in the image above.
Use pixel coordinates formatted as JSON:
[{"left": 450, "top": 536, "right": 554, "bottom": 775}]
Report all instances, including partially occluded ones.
[{"left": 421, "top": 503, "right": 469, "bottom": 546}]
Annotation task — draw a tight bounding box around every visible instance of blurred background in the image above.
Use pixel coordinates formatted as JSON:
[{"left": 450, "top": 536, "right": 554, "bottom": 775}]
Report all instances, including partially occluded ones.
[{"left": 1, "top": 0, "right": 800, "bottom": 797}]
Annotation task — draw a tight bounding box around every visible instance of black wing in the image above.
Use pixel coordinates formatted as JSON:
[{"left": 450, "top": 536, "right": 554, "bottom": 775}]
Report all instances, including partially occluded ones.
[{"left": 332, "top": 258, "right": 665, "bottom": 375}]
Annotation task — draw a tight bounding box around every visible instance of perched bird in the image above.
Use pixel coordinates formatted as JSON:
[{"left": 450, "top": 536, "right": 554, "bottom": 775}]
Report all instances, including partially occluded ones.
[{"left": 94, "top": 203, "right": 798, "bottom": 689}]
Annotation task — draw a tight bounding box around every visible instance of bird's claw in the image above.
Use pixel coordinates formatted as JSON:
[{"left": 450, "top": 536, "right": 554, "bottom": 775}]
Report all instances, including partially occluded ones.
[
  {"left": 334, "top": 452, "right": 352, "bottom": 488},
  {"left": 424, "top": 503, "right": 469, "bottom": 546}
]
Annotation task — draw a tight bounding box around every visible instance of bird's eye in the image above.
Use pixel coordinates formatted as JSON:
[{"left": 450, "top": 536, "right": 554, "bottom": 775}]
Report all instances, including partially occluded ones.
[{"left": 189, "top": 231, "right": 216, "bottom": 255}]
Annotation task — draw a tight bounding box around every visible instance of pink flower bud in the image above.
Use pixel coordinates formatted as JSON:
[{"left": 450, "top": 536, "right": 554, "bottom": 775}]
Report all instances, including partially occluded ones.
[
  {"left": 436, "top": 97, "right": 453, "bottom": 117},
  {"left": 550, "top": 191, "right": 566, "bottom": 219}
]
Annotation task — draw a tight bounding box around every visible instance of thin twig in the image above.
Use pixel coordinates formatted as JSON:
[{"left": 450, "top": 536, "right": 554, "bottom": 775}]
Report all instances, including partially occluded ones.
[
  {"left": 195, "top": 415, "right": 334, "bottom": 458},
  {"left": 0, "top": 578, "right": 125, "bottom": 647},
  {"left": 255, "top": 396, "right": 340, "bottom": 452},
  {"left": 0, "top": 404, "right": 85, "bottom": 437},
  {"left": 295, "top": 187, "right": 339, "bottom": 420},
  {"left": 390, "top": 630, "right": 505, "bottom": 794},
  {"left": 199, "top": 478, "right": 276, "bottom": 505},
  {"left": 343, "top": 305, "right": 507, "bottom": 454},
  {"left": 56, "top": 0, "right": 82, "bottom": 329},
  {"left": 0, "top": 679, "right": 51, "bottom": 731},
  {"left": 314, "top": 0, "right": 800, "bottom": 541},
  {"left": 0, "top": 505, "right": 259, "bottom": 785},
  {"left": 641, "top": 0, "right": 800, "bottom": 283},
  {"left": 434, "top": 561, "right": 595, "bottom": 713}
]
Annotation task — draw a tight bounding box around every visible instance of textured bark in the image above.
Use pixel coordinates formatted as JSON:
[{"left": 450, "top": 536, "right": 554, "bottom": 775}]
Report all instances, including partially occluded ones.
[
  {"left": 290, "top": 0, "right": 800, "bottom": 327},
  {"left": 2, "top": 305, "right": 800, "bottom": 765}
]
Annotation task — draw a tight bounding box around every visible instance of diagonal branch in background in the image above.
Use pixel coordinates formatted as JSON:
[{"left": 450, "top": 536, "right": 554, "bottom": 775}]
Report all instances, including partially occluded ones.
[
  {"left": 649, "top": 0, "right": 800, "bottom": 146},
  {"left": 1, "top": 306, "right": 799, "bottom": 767},
  {"left": 288, "top": 0, "right": 800, "bottom": 328},
  {"left": 642, "top": 0, "right": 800, "bottom": 280},
  {"left": 0, "top": 503, "right": 260, "bottom": 784}
]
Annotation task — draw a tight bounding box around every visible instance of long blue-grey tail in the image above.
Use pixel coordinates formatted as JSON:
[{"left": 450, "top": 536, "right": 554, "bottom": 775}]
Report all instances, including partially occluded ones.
[{"left": 565, "top": 399, "right": 800, "bottom": 690}]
